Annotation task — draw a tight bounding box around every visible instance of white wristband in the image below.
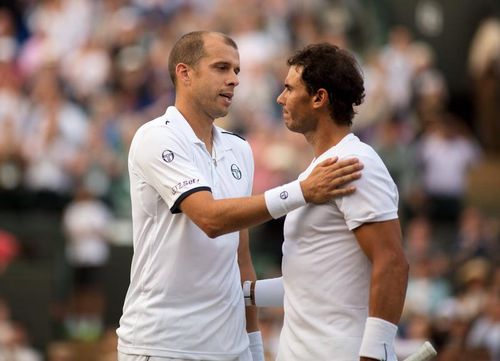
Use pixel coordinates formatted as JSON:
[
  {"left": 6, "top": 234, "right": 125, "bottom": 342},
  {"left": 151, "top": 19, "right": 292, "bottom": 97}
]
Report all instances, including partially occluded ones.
[
  {"left": 248, "top": 331, "right": 264, "bottom": 361},
  {"left": 359, "top": 317, "right": 398, "bottom": 360},
  {"left": 254, "top": 277, "right": 284, "bottom": 307},
  {"left": 264, "top": 180, "right": 306, "bottom": 219}
]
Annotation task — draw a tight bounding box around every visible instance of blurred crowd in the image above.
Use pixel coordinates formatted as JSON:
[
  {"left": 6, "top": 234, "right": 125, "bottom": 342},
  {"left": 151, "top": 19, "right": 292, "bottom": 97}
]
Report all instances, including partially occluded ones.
[{"left": 0, "top": 0, "right": 499, "bottom": 360}]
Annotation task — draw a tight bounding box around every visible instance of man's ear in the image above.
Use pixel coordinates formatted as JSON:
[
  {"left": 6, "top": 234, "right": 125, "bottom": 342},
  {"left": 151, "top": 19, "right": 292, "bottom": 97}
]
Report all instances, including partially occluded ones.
[
  {"left": 312, "top": 88, "right": 329, "bottom": 109},
  {"left": 176, "top": 63, "right": 191, "bottom": 85}
]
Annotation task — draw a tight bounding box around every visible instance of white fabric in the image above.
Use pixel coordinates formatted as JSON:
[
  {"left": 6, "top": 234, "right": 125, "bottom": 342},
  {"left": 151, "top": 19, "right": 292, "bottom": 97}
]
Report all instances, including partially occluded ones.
[
  {"left": 118, "top": 349, "right": 252, "bottom": 361},
  {"left": 248, "top": 331, "right": 265, "bottom": 361},
  {"left": 358, "top": 317, "right": 398, "bottom": 361},
  {"left": 63, "top": 199, "right": 112, "bottom": 266},
  {"left": 419, "top": 132, "right": 481, "bottom": 196},
  {"left": 254, "top": 277, "right": 284, "bottom": 307},
  {"left": 264, "top": 180, "right": 306, "bottom": 219},
  {"left": 278, "top": 133, "right": 399, "bottom": 361},
  {"left": 117, "top": 106, "right": 254, "bottom": 360}
]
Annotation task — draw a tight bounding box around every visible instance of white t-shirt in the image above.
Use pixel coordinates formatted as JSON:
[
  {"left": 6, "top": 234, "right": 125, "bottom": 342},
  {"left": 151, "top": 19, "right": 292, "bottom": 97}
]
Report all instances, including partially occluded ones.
[
  {"left": 278, "top": 133, "right": 399, "bottom": 361},
  {"left": 117, "top": 106, "right": 254, "bottom": 360}
]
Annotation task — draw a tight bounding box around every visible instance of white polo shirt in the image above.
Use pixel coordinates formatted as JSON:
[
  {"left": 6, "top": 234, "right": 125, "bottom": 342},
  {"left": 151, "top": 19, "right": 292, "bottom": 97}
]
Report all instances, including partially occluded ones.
[
  {"left": 117, "top": 106, "right": 254, "bottom": 360},
  {"left": 278, "top": 133, "right": 399, "bottom": 361}
]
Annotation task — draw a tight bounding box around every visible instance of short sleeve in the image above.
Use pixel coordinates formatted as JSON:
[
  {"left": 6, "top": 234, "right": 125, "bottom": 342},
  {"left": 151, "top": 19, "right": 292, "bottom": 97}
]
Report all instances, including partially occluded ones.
[
  {"left": 336, "top": 154, "right": 399, "bottom": 230},
  {"left": 131, "top": 126, "right": 211, "bottom": 213}
]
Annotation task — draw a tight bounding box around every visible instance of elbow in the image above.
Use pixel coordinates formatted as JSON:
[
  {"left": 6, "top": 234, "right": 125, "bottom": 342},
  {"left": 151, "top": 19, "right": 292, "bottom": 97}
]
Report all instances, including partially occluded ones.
[
  {"left": 197, "top": 218, "right": 226, "bottom": 238},
  {"left": 188, "top": 203, "right": 230, "bottom": 238},
  {"left": 204, "top": 227, "right": 223, "bottom": 239}
]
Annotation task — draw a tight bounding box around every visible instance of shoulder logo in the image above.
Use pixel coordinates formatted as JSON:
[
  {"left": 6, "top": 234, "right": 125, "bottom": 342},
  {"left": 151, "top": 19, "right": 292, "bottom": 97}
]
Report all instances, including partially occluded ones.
[
  {"left": 162, "top": 149, "right": 174, "bottom": 163},
  {"left": 231, "top": 164, "right": 242, "bottom": 180}
]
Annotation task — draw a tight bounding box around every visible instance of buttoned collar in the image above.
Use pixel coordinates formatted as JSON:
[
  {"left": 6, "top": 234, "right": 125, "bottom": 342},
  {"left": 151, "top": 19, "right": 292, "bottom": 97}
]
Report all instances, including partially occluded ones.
[
  {"left": 164, "top": 106, "right": 232, "bottom": 167},
  {"left": 164, "top": 106, "right": 233, "bottom": 151}
]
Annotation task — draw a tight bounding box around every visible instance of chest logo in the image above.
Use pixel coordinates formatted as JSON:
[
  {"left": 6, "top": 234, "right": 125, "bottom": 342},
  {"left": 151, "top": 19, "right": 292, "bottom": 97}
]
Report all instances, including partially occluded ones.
[
  {"left": 231, "top": 164, "right": 242, "bottom": 180},
  {"left": 162, "top": 149, "right": 174, "bottom": 163}
]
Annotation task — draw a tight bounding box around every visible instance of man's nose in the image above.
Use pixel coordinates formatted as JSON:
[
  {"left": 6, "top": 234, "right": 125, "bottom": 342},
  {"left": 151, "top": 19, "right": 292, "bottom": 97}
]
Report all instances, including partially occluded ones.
[
  {"left": 277, "top": 90, "right": 285, "bottom": 105},
  {"left": 227, "top": 72, "right": 239, "bottom": 87}
]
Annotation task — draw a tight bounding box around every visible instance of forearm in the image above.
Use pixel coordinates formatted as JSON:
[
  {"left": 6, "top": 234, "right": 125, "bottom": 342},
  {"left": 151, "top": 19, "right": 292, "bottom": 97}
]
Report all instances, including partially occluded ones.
[
  {"left": 359, "top": 259, "right": 408, "bottom": 360},
  {"left": 238, "top": 230, "right": 259, "bottom": 332},
  {"left": 368, "top": 256, "right": 408, "bottom": 323},
  {"left": 183, "top": 180, "right": 306, "bottom": 238},
  {"left": 354, "top": 220, "right": 409, "bottom": 360},
  {"left": 204, "top": 194, "right": 273, "bottom": 238}
]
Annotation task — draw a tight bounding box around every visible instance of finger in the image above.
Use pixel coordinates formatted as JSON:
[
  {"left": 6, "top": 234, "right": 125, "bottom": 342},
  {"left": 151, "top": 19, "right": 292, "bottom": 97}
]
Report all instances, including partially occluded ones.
[
  {"left": 316, "top": 156, "right": 338, "bottom": 167},
  {"left": 330, "top": 164, "right": 363, "bottom": 180},
  {"left": 330, "top": 185, "right": 356, "bottom": 197},
  {"left": 326, "top": 158, "right": 363, "bottom": 172},
  {"left": 335, "top": 157, "right": 360, "bottom": 167},
  {"left": 330, "top": 172, "right": 362, "bottom": 187}
]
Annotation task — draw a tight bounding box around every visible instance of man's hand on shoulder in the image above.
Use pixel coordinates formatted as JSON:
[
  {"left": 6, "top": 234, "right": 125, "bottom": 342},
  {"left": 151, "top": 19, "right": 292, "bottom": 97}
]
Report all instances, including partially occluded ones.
[{"left": 301, "top": 157, "right": 363, "bottom": 204}]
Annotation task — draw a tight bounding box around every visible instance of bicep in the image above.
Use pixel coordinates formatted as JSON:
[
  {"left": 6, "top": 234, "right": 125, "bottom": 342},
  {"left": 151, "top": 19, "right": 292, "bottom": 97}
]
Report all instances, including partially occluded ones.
[
  {"left": 179, "top": 189, "right": 216, "bottom": 225},
  {"left": 353, "top": 219, "right": 404, "bottom": 263}
]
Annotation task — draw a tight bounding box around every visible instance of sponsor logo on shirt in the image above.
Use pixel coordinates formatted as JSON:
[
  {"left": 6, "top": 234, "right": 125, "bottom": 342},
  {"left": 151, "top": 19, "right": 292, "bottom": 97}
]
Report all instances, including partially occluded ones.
[
  {"left": 231, "top": 164, "right": 242, "bottom": 180},
  {"left": 162, "top": 149, "right": 174, "bottom": 163},
  {"left": 171, "top": 178, "right": 200, "bottom": 195}
]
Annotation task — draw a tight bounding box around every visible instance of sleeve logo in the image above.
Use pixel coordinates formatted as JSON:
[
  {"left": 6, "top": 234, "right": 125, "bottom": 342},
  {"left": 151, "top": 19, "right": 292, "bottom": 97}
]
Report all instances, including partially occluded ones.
[
  {"left": 171, "top": 178, "right": 200, "bottom": 195},
  {"left": 231, "top": 164, "right": 242, "bottom": 180},
  {"left": 162, "top": 149, "right": 175, "bottom": 163}
]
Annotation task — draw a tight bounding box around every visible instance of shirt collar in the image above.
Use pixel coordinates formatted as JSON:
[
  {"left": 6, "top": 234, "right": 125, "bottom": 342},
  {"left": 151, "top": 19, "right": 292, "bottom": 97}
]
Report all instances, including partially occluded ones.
[
  {"left": 314, "top": 133, "right": 358, "bottom": 164},
  {"left": 165, "top": 106, "right": 232, "bottom": 151}
]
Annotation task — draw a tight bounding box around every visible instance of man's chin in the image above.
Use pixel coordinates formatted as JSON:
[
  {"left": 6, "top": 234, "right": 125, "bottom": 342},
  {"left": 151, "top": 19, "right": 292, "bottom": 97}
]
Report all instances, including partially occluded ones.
[{"left": 213, "top": 109, "right": 229, "bottom": 120}]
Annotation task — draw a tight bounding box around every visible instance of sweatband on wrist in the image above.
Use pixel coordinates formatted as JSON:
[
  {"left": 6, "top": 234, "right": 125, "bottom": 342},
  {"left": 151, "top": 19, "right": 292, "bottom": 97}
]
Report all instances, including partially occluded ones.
[
  {"left": 359, "top": 317, "right": 398, "bottom": 360},
  {"left": 255, "top": 277, "right": 284, "bottom": 307},
  {"left": 243, "top": 280, "right": 254, "bottom": 306},
  {"left": 248, "top": 331, "right": 264, "bottom": 361},
  {"left": 264, "top": 180, "right": 306, "bottom": 219}
]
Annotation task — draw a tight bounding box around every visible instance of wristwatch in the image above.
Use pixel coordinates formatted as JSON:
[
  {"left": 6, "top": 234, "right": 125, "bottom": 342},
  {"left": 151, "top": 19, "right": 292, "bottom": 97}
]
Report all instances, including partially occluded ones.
[{"left": 243, "top": 280, "right": 255, "bottom": 306}]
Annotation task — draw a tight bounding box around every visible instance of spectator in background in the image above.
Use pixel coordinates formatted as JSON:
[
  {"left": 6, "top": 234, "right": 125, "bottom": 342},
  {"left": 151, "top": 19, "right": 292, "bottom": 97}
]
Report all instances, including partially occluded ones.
[
  {"left": 454, "top": 206, "right": 500, "bottom": 266},
  {"left": 0, "top": 321, "right": 42, "bottom": 361},
  {"left": 468, "top": 17, "right": 500, "bottom": 155},
  {"left": 62, "top": 185, "right": 113, "bottom": 341},
  {"left": 379, "top": 26, "right": 417, "bottom": 119},
  {"left": 415, "top": 113, "right": 482, "bottom": 228},
  {"left": 404, "top": 255, "right": 452, "bottom": 318},
  {"left": 61, "top": 34, "right": 111, "bottom": 104},
  {"left": 22, "top": 67, "right": 89, "bottom": 206},
  {"left": 0, "top": 299, "right": 42, "bottom": 361},
  {"left": 0, "top": 53, "right": 28, "bottom": 192},
  {"left": 466, "top": 265, "right": 500, "bottom": 361},
  {"left": 395, "top": 313, "right": 433, "bottom": 360},
  {"left": 372, "top": 116, "right": 417, "bottom": 210}
]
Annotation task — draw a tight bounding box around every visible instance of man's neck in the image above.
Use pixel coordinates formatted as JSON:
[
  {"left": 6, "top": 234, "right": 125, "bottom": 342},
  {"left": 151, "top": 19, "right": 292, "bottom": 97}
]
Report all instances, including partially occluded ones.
[
  {"left": 175, "top": 100, "right": 215, "bottom": 152},
  {"left": 307, "top": 119, "right": 351, "bottom": 157}
]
